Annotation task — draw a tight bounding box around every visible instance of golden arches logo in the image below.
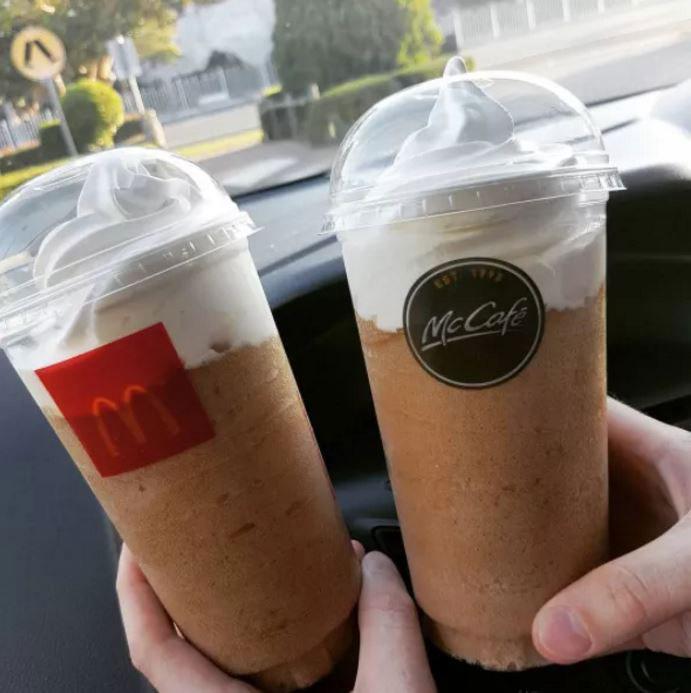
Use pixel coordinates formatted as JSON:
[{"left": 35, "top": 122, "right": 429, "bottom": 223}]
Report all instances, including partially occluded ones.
[{"left": 92, "top": 385, "right": 181, "bottom": 458}]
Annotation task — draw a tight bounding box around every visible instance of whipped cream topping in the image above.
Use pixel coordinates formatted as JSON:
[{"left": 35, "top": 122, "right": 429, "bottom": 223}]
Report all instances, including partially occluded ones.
[
  {"left": 6, "top": 149, "right": 277, "bottom": 386},
  {"left": 368, "top": 58, "right": 575, "bottom": 202},
  {"left": 338, "top": 58, "right": 608, "bottom": 331},
  {"left": 34, "top": 149, "right": 239, "bottom": 287},
  {"left": 341, "top": 200, "right": 606, "bottom": 332}
]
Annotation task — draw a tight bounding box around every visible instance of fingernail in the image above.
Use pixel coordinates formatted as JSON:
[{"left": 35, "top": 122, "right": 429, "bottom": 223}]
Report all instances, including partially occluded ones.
[{"left": 535, "top": 607, "right": 592, "bottom": 660}]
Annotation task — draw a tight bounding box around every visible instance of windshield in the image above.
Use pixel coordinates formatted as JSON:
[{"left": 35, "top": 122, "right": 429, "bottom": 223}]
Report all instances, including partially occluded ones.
[{"left": 0, "top": 0, "right": 689, "bottom": 199}]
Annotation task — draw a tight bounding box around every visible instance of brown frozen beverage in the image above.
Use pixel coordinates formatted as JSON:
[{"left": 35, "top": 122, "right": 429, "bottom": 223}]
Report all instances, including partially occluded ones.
[
  {"left": 328, "top": 61, "right": 622, "bottom": 669},
  {"left": 0, "top": 149, "right": 360, "bottom": 690}
]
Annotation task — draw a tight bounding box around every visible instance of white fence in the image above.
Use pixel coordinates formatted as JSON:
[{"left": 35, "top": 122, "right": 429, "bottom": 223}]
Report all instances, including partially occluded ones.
[
  {"left": 0, "top": 62, "right": 276, "bottom": 155},
  {"left": 0, "top": 109, "right": 54, "bottom": 155},
  {"left": 453, "top": 0, "right": 650, "bottom": 45},
  {"left": 123, "top": 63, "right": 277, "bottom": 122}
]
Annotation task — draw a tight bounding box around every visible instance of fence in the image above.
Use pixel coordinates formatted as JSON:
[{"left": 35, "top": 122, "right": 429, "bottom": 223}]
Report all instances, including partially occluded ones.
[
  {"left": 0, "top": 109, "right": 54, "bottom": 155},
  {"left": 0, "top": 61, "right": 275, "bottom": 156},
  {"left": 123, "top": 62, "right": 277, "bottom": 122},
  {"left": 453, "top": 0, "right": 649, "bottom": 46}
]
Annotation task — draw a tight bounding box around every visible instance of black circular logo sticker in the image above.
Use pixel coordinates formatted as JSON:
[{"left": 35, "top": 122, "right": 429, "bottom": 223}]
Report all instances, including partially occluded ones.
[{"left": 403, "top": 258, "right": 545, "bottom": 389}]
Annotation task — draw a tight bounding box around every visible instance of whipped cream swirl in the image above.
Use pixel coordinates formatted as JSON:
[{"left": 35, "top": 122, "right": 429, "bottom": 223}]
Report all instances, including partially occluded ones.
[
  {"left": 8, "top": 149, "right": 276, "bottom": 377},
  {"left": 372, "top": 57, "right": 575, "bottom": 201},
  {"left": 339, "top": 58, "right": 608, "bottom": 330}
]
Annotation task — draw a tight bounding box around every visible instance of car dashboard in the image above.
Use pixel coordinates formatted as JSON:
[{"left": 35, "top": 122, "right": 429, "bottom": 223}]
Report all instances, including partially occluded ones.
[{"left": 1, "top": 83, "right": 691, "bottom": 692}]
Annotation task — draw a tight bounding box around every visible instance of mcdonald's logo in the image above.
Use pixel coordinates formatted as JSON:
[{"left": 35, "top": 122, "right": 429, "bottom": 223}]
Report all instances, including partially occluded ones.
[
  {"left": 37, "top": 323, "right": 215, "bottom": 477},
  {"left": 92, "top": 385, "right": 182, "bottom": 458}
]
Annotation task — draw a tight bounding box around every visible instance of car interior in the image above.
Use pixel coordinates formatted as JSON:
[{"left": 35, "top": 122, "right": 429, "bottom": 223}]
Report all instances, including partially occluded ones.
[{"left": 2, "top": 73, "right": 691, "bottom": 693}]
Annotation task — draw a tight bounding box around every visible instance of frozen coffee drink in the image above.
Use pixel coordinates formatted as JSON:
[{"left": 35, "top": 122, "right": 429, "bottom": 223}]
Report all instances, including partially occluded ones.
[
  {"left": 326, "top": 59, "right": 623, "bottom": 670},
  {"left": 0, "top": 149, "right": 360, "bottom": 691}
]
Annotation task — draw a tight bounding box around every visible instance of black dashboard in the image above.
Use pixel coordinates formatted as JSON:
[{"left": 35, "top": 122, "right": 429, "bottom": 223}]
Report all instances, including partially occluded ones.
[{"left": 2, "top": 83, "right": 691, "bottom": 692}]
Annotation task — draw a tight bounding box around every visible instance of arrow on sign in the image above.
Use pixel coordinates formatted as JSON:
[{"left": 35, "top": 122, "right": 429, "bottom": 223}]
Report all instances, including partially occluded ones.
[{"left": 24, "top": 38, "right": 58, "bottom": 69}]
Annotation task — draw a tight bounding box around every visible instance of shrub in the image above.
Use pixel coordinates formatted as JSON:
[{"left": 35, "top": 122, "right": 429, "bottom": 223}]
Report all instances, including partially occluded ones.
[
  {"left": 39, "top": 120, "right": 69, "bottom": 161},
  {"left": 304, "top": 54, "right": 473, "bottom": 146},
  {"left": 61, "top": 80, "right": 124, "bottom": 153},
  {"left": 305, "top": 73, "right": 404, "bottom": 146},
  {"left": 394, "top": 54, "right": 475, "bottom": 87},
  {"left": 0, "top": 144, "right": 43, "bottom": 174},
  {"left": 114, "top": 114, "right": 146, "bottom": 144}
]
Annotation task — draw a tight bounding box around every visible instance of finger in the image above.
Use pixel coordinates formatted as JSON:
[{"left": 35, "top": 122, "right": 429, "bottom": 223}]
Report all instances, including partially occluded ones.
[
  {"left": 608, "top": 400, "right": 681, "bottom": 555},
  {"left": 637, "top": 612, "right": 691, "bottom": 658},
  {"left": 608, "top": 399, "right": 670, "bottom": 459},
  {"left": 352, "top": 540, "right": 366, "bottom": 561},
  {"left": 116, "top": 545, "right": 257, "bottom": 693},
  {"left": 355, "top": 552, "right": 436, "bottom": 693},
  {"left": 608, "top": 400, "right": 690, "bottom": 510},
  {"left": 533, "top": 518, "right": 691, "bottom": 664}
]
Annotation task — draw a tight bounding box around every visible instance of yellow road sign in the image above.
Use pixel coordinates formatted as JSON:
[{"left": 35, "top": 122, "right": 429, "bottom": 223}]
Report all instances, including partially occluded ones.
[{"left": 10, "top": 26, "right": 66, "bottom": 81}]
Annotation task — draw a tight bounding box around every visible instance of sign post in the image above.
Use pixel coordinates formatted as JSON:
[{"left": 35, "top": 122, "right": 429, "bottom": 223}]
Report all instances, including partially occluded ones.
[
  {"left": 107, "top": 35, "right": 145, "bottom": 114},
  {"left": 10, "top": 26, "right": 78, "bottom": 157}
]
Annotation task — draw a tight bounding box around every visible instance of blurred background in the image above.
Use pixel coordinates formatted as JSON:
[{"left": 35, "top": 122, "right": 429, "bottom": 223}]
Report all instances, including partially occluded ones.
[{"left": 1, "top": 0, "right": 689, "bottom": 200}]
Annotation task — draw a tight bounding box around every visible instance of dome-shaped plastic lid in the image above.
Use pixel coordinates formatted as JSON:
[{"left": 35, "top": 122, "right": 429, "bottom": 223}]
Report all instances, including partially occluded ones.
[
  {"left": 0, "top": 147, "right": 253, "bottom": 337},
  {"left": 325, "top": 57, "right": 623, "bottom": 233}
]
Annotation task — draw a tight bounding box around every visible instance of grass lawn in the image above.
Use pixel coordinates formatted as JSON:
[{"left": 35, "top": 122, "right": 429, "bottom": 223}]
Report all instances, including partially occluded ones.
[
  {"left": 0, "top": 128, "right": 264, "bottom": 202},
  {"left": 0, "top": 159, "right": 69, "bottom": 202},
  {"left": 174, "top": 129, "right": 263, "bottom": 160}
]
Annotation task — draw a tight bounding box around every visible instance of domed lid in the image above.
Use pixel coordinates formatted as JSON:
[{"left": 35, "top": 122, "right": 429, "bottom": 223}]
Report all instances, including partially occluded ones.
[
  {"left": 325, "top": 57, "right": 623, "bottom": 233},
  {"left": 0, "top": 147, "right": 253, "bottom": 340}
]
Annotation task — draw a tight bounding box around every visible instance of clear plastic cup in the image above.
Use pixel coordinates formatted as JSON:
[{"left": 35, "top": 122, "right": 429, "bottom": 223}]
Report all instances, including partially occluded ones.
[
  {"left": 0, "top": 148, "right": 360, "bottom": 691},
  {"left": 326, "top": 58, "right": 623, "bottom": 670}
]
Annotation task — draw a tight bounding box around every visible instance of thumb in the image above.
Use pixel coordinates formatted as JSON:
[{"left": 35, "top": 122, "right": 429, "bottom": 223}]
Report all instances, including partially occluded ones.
[
  {"left": 533, "top": 518, "right": 691, "bottom": 663},
  {"left": 355, "top": 552, "right": 436, "bottom": 693}
]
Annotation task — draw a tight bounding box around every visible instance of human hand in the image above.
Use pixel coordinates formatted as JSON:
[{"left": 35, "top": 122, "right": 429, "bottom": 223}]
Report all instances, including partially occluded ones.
[
  {"left": 533, "top": 398, "right": 691, "bottom": 663},
  {"left": 117, "top": 543, "right": 436, "bottom": 693}
]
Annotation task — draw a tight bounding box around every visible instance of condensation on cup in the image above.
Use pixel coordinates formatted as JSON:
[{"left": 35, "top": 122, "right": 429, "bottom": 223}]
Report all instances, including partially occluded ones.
[
  {"left": 326, "top": 58, "right": 624, "bottom": 670},
  {"left": 0, "top": 148, "right": 360, "bottom": 691}
]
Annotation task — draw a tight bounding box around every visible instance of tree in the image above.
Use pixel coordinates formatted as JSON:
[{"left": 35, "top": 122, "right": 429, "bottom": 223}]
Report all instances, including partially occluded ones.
[
  {"left": 132, "top": 13, "right": 181, "bottom": 64},
  {"left": 273, "top": 0, "right": 443, "bottom": 95},
  {"left": 0, "top": 0, "right": 185, "bottom": 106},
  {"left": 397, "top": 0, "right": 444, "bottom": 67}
]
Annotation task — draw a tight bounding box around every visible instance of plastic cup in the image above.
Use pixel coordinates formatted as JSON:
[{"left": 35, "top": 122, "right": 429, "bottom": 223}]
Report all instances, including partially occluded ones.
[
  {"left": 325, "top": 58, "right": 623, "bottom": 670},
  {"left": 0, "top": 148, "right": 360, "bottom": 691}
]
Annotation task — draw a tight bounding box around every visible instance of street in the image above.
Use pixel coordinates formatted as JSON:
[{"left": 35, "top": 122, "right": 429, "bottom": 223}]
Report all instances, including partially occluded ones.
[{"left": 162, "top": 102, "right": 261, "bottom": 149}]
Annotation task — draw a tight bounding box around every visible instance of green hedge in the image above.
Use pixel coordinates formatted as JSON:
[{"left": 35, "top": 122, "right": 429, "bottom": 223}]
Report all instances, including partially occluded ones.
[
  {"left": 395, "top": 54, "right": 475, "bottom": 87},
  {"left": 0, "top": 144, "right": 43, "bottom": 174},
  {"left": 62, "top": 79, "right": 124, "bottom": 152},
  {"left": 306, "top": 56, "right": 475, "bottom": 146},
  {"left": 114, "top": 114, "right": 147, "bottom": 145},
  {"left": 0, "top": 122, "right": 70, "bottom": 173},
  {"left": 264, "top": 54, "right": 474, "bottom": 146},
  {"left": 305, "top": 73, "right": 405, "bottom": 145},
  {"left": 1, "top": 80, "right": 128, "bottom": 173},
  {"left": 39, "top": 120, "right": 68, "bottom": 160}
]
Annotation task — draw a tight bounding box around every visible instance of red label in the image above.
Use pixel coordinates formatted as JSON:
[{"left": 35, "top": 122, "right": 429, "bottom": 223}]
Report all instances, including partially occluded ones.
[{"left": 37, "top": 323, "right": 215, "bottom": 477}]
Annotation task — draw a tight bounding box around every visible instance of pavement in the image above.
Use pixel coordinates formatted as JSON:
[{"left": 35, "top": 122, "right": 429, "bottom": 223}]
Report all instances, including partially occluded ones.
[
  {"left": 487, "top": 0, "right": 691, "bottom": 104},
  {"left": 162, "top": 103, "right": 261, "bottom": 149}
]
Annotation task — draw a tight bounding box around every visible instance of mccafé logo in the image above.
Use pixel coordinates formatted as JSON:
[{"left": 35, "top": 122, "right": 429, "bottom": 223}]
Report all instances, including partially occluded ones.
[
  {"left": 37, "top": 323, "right": 215, "bottom": 477},
  {"left": 420, "top": 298, "right": 530, "bottom": 352},
  {"left": 403, "top": 258, "right": 544, "bottom": 388}
]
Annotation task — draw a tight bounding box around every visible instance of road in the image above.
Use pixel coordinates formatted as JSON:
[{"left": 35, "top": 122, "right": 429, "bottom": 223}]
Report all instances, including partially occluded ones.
[
  {"left": 162, "top": 103, "right": 260, "bottom": 149},
  {"left": 193, "top": 0, "right": 691, "bottom": 192},
  {"left": 488, "top": 0, "right": 691, "bottom": 104}
]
